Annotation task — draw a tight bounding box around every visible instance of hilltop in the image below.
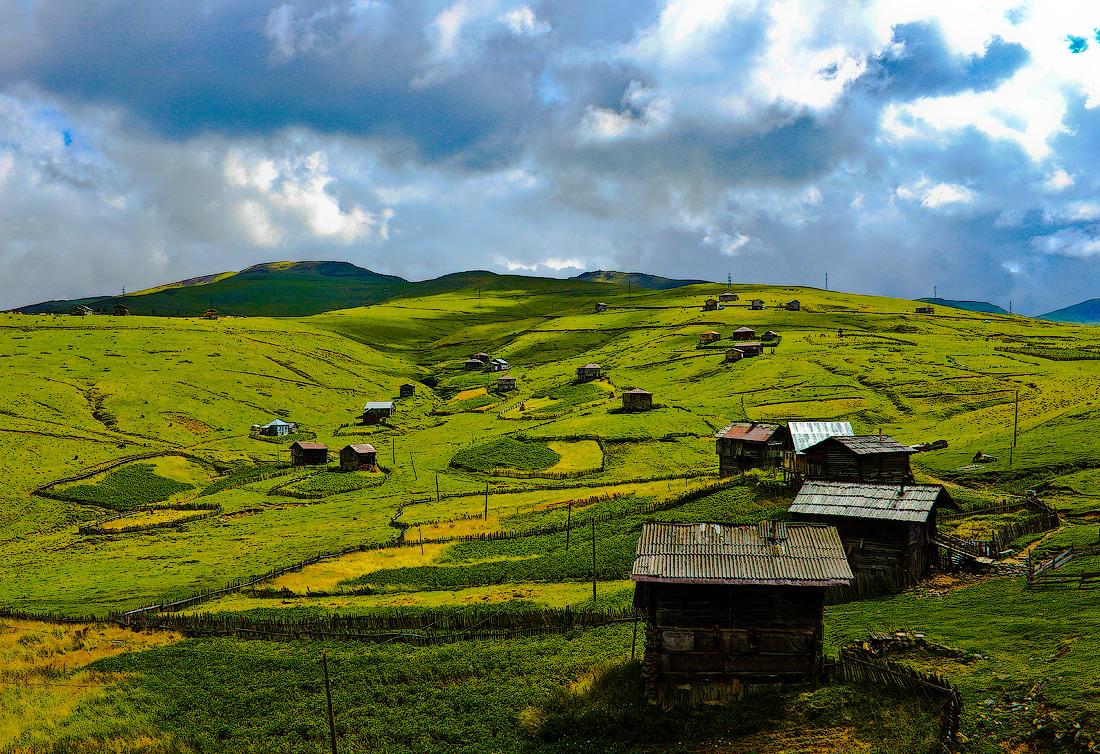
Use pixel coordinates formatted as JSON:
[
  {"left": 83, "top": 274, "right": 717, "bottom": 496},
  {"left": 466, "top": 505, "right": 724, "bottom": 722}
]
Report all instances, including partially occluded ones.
[
  {"left": 916, "top": 297, "right": 1009, "bottom": 315},
  {"left": 1038, "top": 297, "right": 1100, "bottom": 323},
  {"left": 570, "top": 269, "right": 711, "bottom": 289}
]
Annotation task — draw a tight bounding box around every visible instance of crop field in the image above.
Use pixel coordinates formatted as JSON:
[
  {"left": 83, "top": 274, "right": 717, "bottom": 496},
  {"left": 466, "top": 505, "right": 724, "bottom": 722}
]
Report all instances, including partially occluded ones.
[{"left": 4, "top": 277, "right": 1100, "bottom": 751}]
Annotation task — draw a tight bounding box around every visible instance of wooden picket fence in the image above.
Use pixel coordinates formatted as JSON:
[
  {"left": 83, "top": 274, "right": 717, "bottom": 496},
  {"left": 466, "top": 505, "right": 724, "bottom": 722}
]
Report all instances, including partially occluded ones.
[{"left": 1027, "top": 544, "right": 1100, "bottom": 588}]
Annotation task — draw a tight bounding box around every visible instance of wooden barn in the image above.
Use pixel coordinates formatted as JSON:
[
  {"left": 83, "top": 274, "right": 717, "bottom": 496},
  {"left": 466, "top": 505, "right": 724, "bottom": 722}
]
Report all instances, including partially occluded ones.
[
  {"left": 915, "top": 306, "right": 934, "bottom": 314},
  {"left": 112, "top": 303, "right": 130, "bottom": 316},
  {"left": 473, "top": 352, "right": 490, "bottom": 363},
  {"left": 730, "top": 326, "right": 756, "bottom": 340},
  {"left": 785, "top": 300, "right": 801, "bottom": 311},
  {"left": 71, "top": 305, "right": 94, "bottom": 316},
  {"left": 632, "top": 520, "right": 852, "bottom": 706},
  {"left": 700, "top": 330, "right": 721, "bottom": 344},
  {"left": 703, "top": 298, "right": 719, "bottom": 311},
  {"left": 576, "top": 363, "right": 602, "bottom": 382},
  {"left": 724, "top": 348, "right": 744, "bottom": 363},
  {"left": 497, "top": 375, "right": 517, "bottom": 391},
  {"left": 202, "top": 308, "right": 219, "bottom": 320},
  {"left": 257, "top": 418, "right": 298, "bottom": 437},
  {"left": 594, "top": 302, "right": 609, "bottom": 313},
  {"left": 340, "top": 443, "right": 377, "bottom": 471},
  {"left": 750, "top": 299, "right": 765, "bottom": 310},
  {"left": 290, "top": 441, "right": 328, "bottom": 466},
  {"left": 361, "top": 401, "right": 396, "bottom": 425},
  {"left": 762, "top": 330, "right": 779, "bottom": 340},
  {"left": 719, "top": 292, "right": 738, "bottom": 302},
  {"left": 783, "top": 421, "right": 854, "bottom": 479},
  {"left": 790, "top": 481, "right": 956, "bottom": 587},
  {"left": 735, "top": 341, "right": 763, "bottom": 357},
  {"left": 487, "top": 358, "right": 510, "bottom": 372},
  {"left": 399, "top": 383, "right": 416, "bottom": 398},
  {"left": 715, "top": 422, "right": 791, "bottom": 474},
  {"left": 463, "top": 358, "right": 484, "bottom": 371},
  {"left": 623, "top": 388, "right": 653, "bottom": 412},
  {"left": 800, "top": 435, "right": 915, "bottom": 484}
]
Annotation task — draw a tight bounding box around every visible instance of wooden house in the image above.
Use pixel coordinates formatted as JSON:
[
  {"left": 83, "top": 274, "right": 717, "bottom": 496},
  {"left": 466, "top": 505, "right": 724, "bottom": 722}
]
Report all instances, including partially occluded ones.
[
  {"left": 487, "top": 358, "right": 510, "bottom": 372},
  {"left": 800, "top": 435, "right": 914, "bottom": 484},
  {"left": 594, "top": 302, "right": 609, "bottom": 313},
  {"left": 463, "top": 358, "right": 484, "bottom": 371},
  {"left": 497, "top": 375, "right": 517, "bottom": 391},
  {"left": 202, "top": 308, "right": 219, "bottom": 320},
  {"left": 112, "top": 303, "right": 130, "bottom": 316},
  {"left": 473, "top": 352, "right": 490, "bottom": 363},
  {"left": 71, "top": 305, "right": 94, "bottom": 316},
  {"left": 735, "top": 341, "right": 763, "bottom": 357},
  {"left": 762, "top": 330, "right": 779, "bottom": 340},
  {"left": 700, "top": 330, "right": 721, "bottom": 344},
  {"left": 790, "top": 481, "right": 956, "bottom": 586},
  {"left": 724, "top": 348, "right": 744, "bottom": 363},
  {"left": 632, "top": 520, "right": 852, "bottom": 706},
  {"left": 703, "top": 298, "right": 719, "bottom": 311},
  {"left": 576, "top": 363, "right": 602, "bottom": 382},
  {"left": 730, "top": 326, "right": 756, "bottom": 340},
  {"left": 623, "top": 388, "right": 653, "bottom": 412},
  {"left": 257, "top": 418, "right": 298, "bottom": 437},
  {"left": 785, "top": 300, "right": 801, "bottom": 311},
  {"left": 715, "top": 422, "right": 791, "bottom": 474},
  {"left": 361, "top": 401, "right": 397, "bottom": 425},
  {"left": 783, "top": 421, "right": 854, "bottom": 479},
  {"left": 399, "top": 384, "right": 416, "bottom": 398},
  {"left": 915, "top": 306, "right": 934, "bottom": 314},
  {"left": 718, "top": 292, "right": 738, "bottom": 303},
  {"left": 750, "top": 299, "right": 765, "bottom": 310},
  {"left": 290, "top": 441, "right": 328, "bottom": 466},
  {"left": 340, "top": 443, "right": 377, "bottom": 471}
]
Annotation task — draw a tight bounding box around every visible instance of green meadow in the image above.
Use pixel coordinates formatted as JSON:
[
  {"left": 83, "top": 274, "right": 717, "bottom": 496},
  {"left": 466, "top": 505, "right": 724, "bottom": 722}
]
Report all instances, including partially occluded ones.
[{"left": 2, "top": 277, "right": 1100, "bottom": 752}]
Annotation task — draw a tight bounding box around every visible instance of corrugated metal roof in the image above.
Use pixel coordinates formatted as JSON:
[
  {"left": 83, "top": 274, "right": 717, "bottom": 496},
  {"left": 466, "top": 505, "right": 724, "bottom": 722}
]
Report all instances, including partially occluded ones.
[
  {"left": 715, "top": 422, "right": 783, "bottom": 442},
  {"left": 363, "top": 401, "right": 396, "bottom": 411},
  {"left": 733, "top": 326, "right": 756, "bottom": 333},
  {"left": 790, "top": 481, "right": 953, "bottom": 522},
  {"left": 291, "top": 441, "right": 327, "bottom": 450},
  {"left": 261, "top": 418, "right": 294, "bottom": 428},
  {"left": 631, "top": 522, "right": 852, "bottom": 586},
  {"left": 579, "top": 363, "right": 601, "bottom": 369},
  {"left": 344, "top": 443, "right": 377, "bottom": 454},
  {"left": 803, "top": 435, "right": 913, "bottom": 455},
  {"left": 626, "top": 388, "right": 651, "bottom": 394},
  {"left": 789, "top": 421, "right": 854, "bottom": 453},
  {"left": 702, "top": 330, "right": 721, "bottom": 335}
]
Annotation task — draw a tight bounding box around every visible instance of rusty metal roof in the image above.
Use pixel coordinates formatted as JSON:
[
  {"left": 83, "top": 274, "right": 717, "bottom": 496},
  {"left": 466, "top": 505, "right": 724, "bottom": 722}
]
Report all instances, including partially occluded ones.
[
  {"left": 631, "top": 522, "right": 852, "bottom": 587},
  {"left": 291, "top": 441, "right": 328, "bottom": 450},
  {"left": 715, "top": 422, "right": 783, "bottom": 442},
  {"left": 804, "top": 435, "right": 914, "bottom": 455},
  {"left": 344, "top": 443, "right": 376, "bottom": 454},
  {"left": 790, "top": 481, "right": 955, "bottom": 523},
  {"left": 789, "top": 421, "right": 854, "bottom": 453}
]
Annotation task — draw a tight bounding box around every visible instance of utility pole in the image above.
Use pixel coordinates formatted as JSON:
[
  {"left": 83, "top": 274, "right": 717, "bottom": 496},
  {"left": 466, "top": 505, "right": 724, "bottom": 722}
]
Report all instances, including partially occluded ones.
[
  {"left": 727, "top": 273, "right": 732, "bottom": 290},
  {"left": 435, "top": 474, "right": 440, "bottom": 502},
  {"left": 824, "top": 272, "right": 828, "bottom": 291},
  {"left": 484, "top": 483, "right": 489, "bottom": 520},
  {"left": 1010, "top": 390, "right": 1019, "bottom": 466},
  {"left": 322, "top": 654, "right": 338, "bottom": 754},
  {"left": 591, "top": 519, "right": 597, "bottom": 602},
  {"left": 419, "top": 526, "right": 424, "bottom": 555},
  {"left": 392, "top": 437, "right": 396, "bottom": 466},
  {"left": 934, "top": 285, "right": 937, "bottom": 300}
]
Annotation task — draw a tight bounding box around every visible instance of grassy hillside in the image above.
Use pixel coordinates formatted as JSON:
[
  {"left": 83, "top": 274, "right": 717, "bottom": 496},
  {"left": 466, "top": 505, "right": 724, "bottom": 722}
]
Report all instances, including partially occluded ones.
[
  {"left": 570, "top": 269, "right": 712, "bottom": 290},
  {"left": 1038, "top": 297, "right": 1100, "bottom": 323},
  {"left": 916, "top": 297, "right": 1009, "bottom": 315},
  {"left": 2, "top": 278, "right": 1100, "bottom": 752}
]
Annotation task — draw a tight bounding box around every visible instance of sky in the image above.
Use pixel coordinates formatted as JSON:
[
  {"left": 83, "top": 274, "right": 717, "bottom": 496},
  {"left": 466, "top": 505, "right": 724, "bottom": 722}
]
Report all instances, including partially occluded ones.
[{"left": 1, "top": 1, "right": 1099, "bottom": 314}]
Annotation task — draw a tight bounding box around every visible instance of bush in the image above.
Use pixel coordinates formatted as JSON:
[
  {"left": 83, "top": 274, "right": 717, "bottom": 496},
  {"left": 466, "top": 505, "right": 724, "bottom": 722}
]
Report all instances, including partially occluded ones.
[
  {"left": 60, "top": 464, "right": 192, "bottom": 510},
  {"left": 451, "top": 437, "right": 561, "bottom": 473}
]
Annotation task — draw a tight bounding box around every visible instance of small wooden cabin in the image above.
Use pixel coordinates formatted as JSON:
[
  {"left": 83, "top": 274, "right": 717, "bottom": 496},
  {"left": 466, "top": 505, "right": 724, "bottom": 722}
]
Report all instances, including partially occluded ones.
[
  {"left": 71, "top": 305, "right": 94, "bottom": 316},
  {"left": 623, "top": 388, "right": 653, "bottom": 412},
  {"left": 594, "top": 302, "right": 609, "bottom": 313},
  {"left": 632, "top": 520, "right": 852, "bottom": 706},
  {"left": 399, "top": 383, "right": 416, "bottom": 398},
  {"left": 749, "top": 299, "right": 765, "bottom": 310},
  {"left": 915, "top": 306, "right": 934, "bottom": 314},
  {"left": 202, "top": 308, "right": 219, "bottom": 320},
  {"left": 762, "top": 330, "right": 779, "bottom": 340},
  {"left": 257, "top": 418, "right": 298, "bottom": 436},
  {"left": 715, "top": 422, "right": 791, "bottom": 475},
  {"left": 497, "top": 375, "right": 517, "bottom": 391},
  {"left": 700, "top": 330, "right": 721, "bottom": 344},
  {"left": 576, "top": 363, "right": 602, "bottom": 382},
  {"left": 724, "top": 348, "right": 744, "bottom": 363},
  {"left": 800, "top": 436, "right": 914, "bottom": 484},
  {"left": 718, "top": 292, "right": 738, "bottom": 303},
  {"left": 703, "top": 298, "right": 719, "bottom": 311},
  {"left": 785, "top": 300, "right": 801, "bottom": 311},
  {"left": 473, "top": 352, "right": 490, "bottom": 363},
  {"left": 112, "top": 303, "right": 130, "bottom": 316},
  {"left": 463, "top": 359, "right": 484, "bottom": 371},
  {"left": 790, "top": 481, "right": 956, "bottom": 586},
  {"left": 735, "top": 341, "right": 763, "bottom": 357},
  {"left": 784, "top": 421, "right": 854, "bottom": 477},
  {"left": 361, "top": 401, "right": 397, "bottom": 425},
  {"left": 290, "top": 441, "right": 328, "bottom": 466},
  {"left": 730, "top": 326, "right": 756, "bottom": 340},
  {"left": 340, "top": 443, "right": 377, "bottom": 471},
  {"left": 487, "top": 358, "right": 510, "bottom": 372}
]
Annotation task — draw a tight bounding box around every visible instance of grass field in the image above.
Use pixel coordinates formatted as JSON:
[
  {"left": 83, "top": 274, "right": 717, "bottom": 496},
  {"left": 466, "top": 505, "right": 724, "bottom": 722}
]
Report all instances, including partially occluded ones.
[{"left": 4, "top": 276, "right": 1100, "bottom": 751}]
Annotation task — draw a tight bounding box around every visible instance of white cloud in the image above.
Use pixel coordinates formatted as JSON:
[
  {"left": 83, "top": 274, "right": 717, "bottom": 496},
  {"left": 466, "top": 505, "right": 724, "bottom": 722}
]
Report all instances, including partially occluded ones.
[
  {"left": 501, "top": 6, "right": 549, "bottom": 36},
  {"left": 579, "top": 82, "right": 672, "bottom": 141},
  {"left": 703, "top": 229, "right": 751, "bottom": 256},
  {"left": 1063, "top": 201, "right": 1100, "bottom": 221},
  {"left": 1043, "top": 168, "right": 1074, "bottom": 192},
  {"left": 1031, "top": 227, "right": 1100, "bottom": 258},
  {"left": 1002, "top": 260, "right": 1023, "bottom": 275},
  {"left": 895, "top": 177, "right": 974, "bottom": 209},
  {"left": 495, "top": 255, "right": 585, "bottom": 272}
]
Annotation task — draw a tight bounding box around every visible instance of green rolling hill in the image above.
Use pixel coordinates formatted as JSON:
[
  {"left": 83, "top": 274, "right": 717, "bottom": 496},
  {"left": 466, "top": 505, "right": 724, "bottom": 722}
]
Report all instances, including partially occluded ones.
[
  {"left": 570, "top": 269, "right": 711, "bottom": 289},
  {"left": 916, "top": 297, "right": 1009, "bottom": 315},
  {"left": 1038, "top": 297, "right": 1100, "bottom": 323}
]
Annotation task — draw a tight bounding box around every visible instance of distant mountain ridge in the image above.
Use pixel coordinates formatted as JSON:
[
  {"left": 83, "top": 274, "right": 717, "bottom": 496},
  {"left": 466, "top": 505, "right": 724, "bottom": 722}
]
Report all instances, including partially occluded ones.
[
  {"left": 570, "top": 270, "right": 710, "bottom": 290},
  {"left": 1037, "top": 298, "right": 1100, "bottom": 324},
  {"left": 916, "top": 297, "right": 1008, "bottom": 315}
]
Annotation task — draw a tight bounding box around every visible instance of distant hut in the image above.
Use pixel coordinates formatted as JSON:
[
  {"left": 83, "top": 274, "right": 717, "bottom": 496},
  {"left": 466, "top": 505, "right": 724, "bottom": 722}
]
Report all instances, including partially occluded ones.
[
  {"left": 112, "top": 303, "right": 130, "bottom": 316},
  {"left": 399, "top": 383, "right": 416, "bottom": 398},
  {"left": 734, "top": 341, "right": 764, "bottom": 357},
  {"left": 473, "top": 352, "right": 490, "bottom": 363},
  {"left": 749, "top": 299, "right": 765, "bottom": 310},
  {"left": 632, "top": 520, "right": 852, "bottom": 706},
  {"left": 290, "top": 441, "right": 328, "bottom": 466},
  {"left": 497, "top": 375, "right": 517, "bottom": 391},
  {"left": 702, "top": 298, "right": 719, "bottom": 311},
  {"left": 785, "top": 300, "right": 801, "bottom": 311},
  {"left": 257, "top": 418, "right": 298, "bottom": 437},
  {"left": 576, "top": 363, "right": 602, "bottom": 382},
  {"left": 762, "top": 330, "right": 779, "bottom": 340},
  {"left": 463, "top": 358, "right": 484, "bottom": 371},
  {"left": 790, "top": 481, "right": 957, "bottom": 586},
  {"left": 715, "top": 422, "right": 791, "bottom": 475},
  {"left": 730, "top": 326, "right": 756, "bottom": 340},
  {"left": 724, "top": 348, "right": 744, "bottom": 363},
  {"left": 915, "top": 306, "right": 935, "bottom": 314},
  {"left": 594, "top": 302, "right": 609, "bottom": 313},
  {"left": 361, "top": 401, "right": 397, "bottom": 425},
  {"left": 700, "top": 330, "right": 721, "bottom": 344},
  {"left": 71, "top": 305, "right": 94, "bottom": 316},
  {"left": 622, "top": 388, "right": 653, "bottom": 412},
  {"left": 487, "top": 358, "right": 510, "bottom": 372},
  {"left": 202, "top": 308, "right": 219, "bottom": 320},
  {"left": 718, "top": 292, "right": 738, "bottom": 303},
  {"left": 800, "top": 435, "right": 915, "bottom": 484},
  {"left": 340, "top": 443, "right": 377, "bottom": 471}
]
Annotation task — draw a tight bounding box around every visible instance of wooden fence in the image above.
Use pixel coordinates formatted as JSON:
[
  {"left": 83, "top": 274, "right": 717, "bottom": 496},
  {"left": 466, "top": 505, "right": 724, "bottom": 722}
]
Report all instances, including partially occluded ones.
[
  {"left": 1027, "top": 544, "right": 1100, "bottom": 588},
  {"left": 79, "top": 503, "right": 223, "bottom": 535},
  {"left": 938, "top": 498, "right": 1059, "bottom": 566}
]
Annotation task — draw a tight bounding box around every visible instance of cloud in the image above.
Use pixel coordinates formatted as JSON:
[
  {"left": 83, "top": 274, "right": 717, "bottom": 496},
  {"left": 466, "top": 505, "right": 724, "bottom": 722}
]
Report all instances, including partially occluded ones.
[
  {"left": 1031, "top": 227, "right": 1100, "bottom": 258},
  {"left": 1043, "top": 168, "right": 1074, "bottom": 191},
  {"left": 895, "top": 178, "right": 974, "bottom": 209},
  {"left": 495, "top": 255, "right": 585, "bottom": 272},
  {"left": 501, "top": 6, "right": 549, "bottom": 36}
]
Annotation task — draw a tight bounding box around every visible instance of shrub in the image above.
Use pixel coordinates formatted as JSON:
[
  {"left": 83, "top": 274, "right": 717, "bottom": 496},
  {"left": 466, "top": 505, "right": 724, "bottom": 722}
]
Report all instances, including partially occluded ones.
[
  {"left": 451, "top": 437, "right": 561, "bottom": 473},
  {"left": 61, "top": 464, "right": 192, "bottom": 510}
]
